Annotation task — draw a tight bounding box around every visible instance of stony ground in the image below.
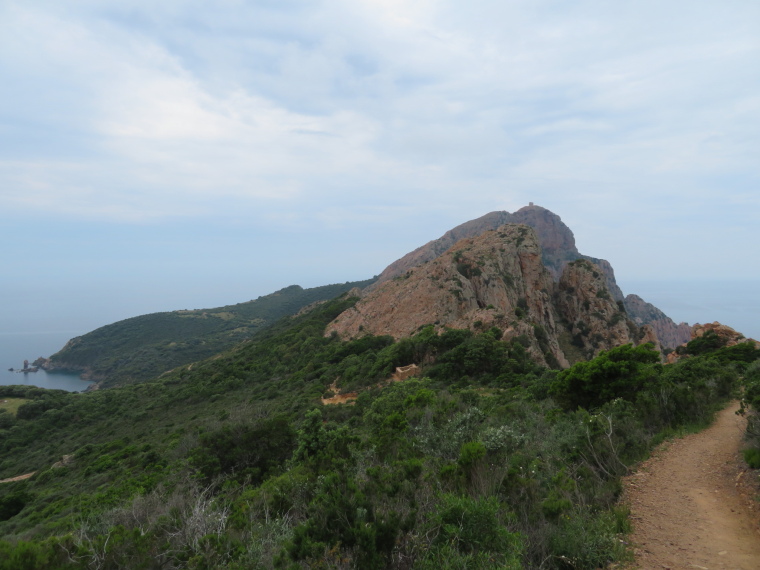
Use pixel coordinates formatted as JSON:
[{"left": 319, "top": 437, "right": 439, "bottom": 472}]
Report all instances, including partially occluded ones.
[{"left": 622, "top": 401, "right": 760, "bottom": 569}]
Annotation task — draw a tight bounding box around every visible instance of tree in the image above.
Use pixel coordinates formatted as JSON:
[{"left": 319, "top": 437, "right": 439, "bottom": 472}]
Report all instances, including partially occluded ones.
[{"left": 551, "top": 343, "right": 661, "bottom": 410}]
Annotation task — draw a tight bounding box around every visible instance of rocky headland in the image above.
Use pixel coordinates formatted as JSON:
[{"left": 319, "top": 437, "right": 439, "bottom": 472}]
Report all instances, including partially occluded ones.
[
  {"left": 624, "top": 293, "right": 691, "bottom": 349},
  {"left": 327, "top": 224, "right": 657, "bottom": 367},
  {"left": 372, "top": 204, "right": 686, "bottom": 349}
]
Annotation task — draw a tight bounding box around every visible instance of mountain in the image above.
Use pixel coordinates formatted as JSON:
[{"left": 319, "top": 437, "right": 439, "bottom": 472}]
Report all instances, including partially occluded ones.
[
  {"left": 42, "top": 279, "right": 376, "bottom": 387},
  {"left": 374, "top": 204, "right": 622, "bottom": 296},
  {"left": 327, "top": 224, "right": 658, "bottom": 367},
  {"left": 41, "top": 204, "right": 688, "bottom": 391},
  {"left": 373, "top": 203, "right": 687, "bottom": 348}
]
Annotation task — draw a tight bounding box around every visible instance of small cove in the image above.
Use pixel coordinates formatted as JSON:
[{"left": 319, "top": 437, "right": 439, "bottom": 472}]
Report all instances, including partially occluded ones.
[{"left": 0, "top": 331, "right": 93, "bottom": 392}]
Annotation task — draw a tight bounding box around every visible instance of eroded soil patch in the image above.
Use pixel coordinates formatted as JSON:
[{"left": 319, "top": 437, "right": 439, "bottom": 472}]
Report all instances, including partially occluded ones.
[{"left": 0, "top": 472, "right": 35, "bottom": 484}]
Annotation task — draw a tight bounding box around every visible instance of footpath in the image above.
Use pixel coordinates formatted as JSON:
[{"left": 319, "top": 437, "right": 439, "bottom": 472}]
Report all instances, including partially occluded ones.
[
  {"left": 0, "top": 472, "right": 35, "bottom": 484},
  {"left": 622, "top": 401, "right": 760, "bottom": 569}
]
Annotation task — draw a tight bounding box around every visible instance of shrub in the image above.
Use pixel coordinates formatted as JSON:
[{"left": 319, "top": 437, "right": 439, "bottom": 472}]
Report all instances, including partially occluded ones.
[
  {"left": 189, "top": 417, "right": 295, "bottom": 484},
  {"left": 428, "top": 494, "right": 522, "bottom": 560},
  {"left": 685, "top": 330, "right": 725, "bottom": 355},
  {"left": 547, "top": 508, "right": 629, "bottom": 569},
  {"left": 0, "top": 539, "right": 71, "bottom": 570},
  {"left": 743, "top": 448, "right": 760, "bottom": 469},
  {"left": 458, "top": 441, "right": 487, "bottom": 479},
  {"left": 551, "top": 344, "right": 661, "bottom": 410},
  {"left": 0, "top": 411, "right": 14, "bottom": 429},
  {"left": 0, "top": 487, "right": 31, "bottom": 521}
]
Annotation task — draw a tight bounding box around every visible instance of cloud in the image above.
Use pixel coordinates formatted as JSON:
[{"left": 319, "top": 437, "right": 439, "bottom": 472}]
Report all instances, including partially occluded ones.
[{"left": 0, "top": 0, "right": 757, "bottom": 251}]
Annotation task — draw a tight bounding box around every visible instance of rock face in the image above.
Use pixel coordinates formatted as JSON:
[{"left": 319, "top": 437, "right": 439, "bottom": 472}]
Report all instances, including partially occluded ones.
[
  {"left": 510, "top": 206, "right": 578, "bottom": 279},
  {"left": 361, "top": 204, "right": 703, "bottom": 357},
  {"left": 393, "top": 364, "right": 421, "bottom": 381},
  {"left": 691, "top": 322, "right": 760, "bottom": 348},
  {"left": 555, "top": 259, "right": 653, "bottom": 355},
  {"left": 327, "top": 225, "right": 654, "bottom": 367},
  {"left": 375, "top": 203, "right": 623, "bottom": 302},
  {"left": 374, "top": 211, "right": 514, "bottom": 286},
  {"left": 624, "top": 294, "right": 691, "bottom": 349},
  {"left": 665, "top": 321, "right": 760, "bottom": 364}
]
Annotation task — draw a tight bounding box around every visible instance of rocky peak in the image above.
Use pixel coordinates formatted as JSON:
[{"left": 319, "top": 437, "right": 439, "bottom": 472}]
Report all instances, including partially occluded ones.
[
  {"left": 373, "top": 211, "right": 513, "bottom": 287},
  {"left": 363, "top": 204, "right": 696, "bottom": 355},
  {"left": 328, "top": 225, "right": 550, "bottom": 335},
  {"left": 511, "top": 204, "right": 576, "bottom": 246},
  {"left": 691, "top": 322, "right": 759, "bottom": 348},
  {"left": 373, "top": 204, "right": 623, "bottom": 300},
  {"left": 327, "top": 224, "right": 653, "bottom": 368},
  {"left": 509, "top": 204, "right": 578, "bottom": 277},
  {"left": 508, "top": 206, "right": 624, "bottom": 302}
]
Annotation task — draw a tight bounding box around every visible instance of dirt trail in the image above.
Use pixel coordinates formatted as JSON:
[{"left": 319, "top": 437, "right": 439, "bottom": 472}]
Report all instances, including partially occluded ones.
[
  {"left": 622, "top": 401, "right": 760, "bottom": 569},
  {"left": 0, "top": 472, "right": 35, "bottom": 484}
]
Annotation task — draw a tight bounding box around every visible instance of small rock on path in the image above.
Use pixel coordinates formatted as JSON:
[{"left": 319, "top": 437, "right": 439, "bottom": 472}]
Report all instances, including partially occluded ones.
[{"left": 622, "top": 401, "right": 760, "bottom": 569}]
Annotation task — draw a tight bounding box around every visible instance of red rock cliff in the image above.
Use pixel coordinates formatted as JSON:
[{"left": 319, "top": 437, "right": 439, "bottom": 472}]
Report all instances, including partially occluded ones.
[{"left": 328, "top": 224, "right": 654, "bottom": 368}]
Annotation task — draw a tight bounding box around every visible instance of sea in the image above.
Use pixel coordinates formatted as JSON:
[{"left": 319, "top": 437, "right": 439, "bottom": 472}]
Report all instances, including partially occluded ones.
[{"left": 0, "top": 331, "right": 93, "bottom": 392}]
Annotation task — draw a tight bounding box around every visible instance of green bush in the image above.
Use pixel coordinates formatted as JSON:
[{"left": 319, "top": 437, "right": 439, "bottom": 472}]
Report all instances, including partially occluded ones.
[
  {"left": 0, "top": 539, "right": 72, "bottom": 570},
  {"left": 416, "top": 542, "right": 521, "bottom": 570},
  {"left": 548, "top": 508, "right": 629, "bottom": 569},
  {"left": 0, "top": 411, "right": 14, "bottom": 429},
  {"left": 427, "top": 494, "right": 523, "bottom": 563},
  {"left": 0, "top": 487, "right": 31, "bottom": 522},
  {"left": 189, "top": 417, "right": 295, "bottom": 484},
  {"left": 743, "top": 448, "right": 760, "bottom": 469},
  {"left": 551, "top": 343, "right": 661, "bottom": 410}
]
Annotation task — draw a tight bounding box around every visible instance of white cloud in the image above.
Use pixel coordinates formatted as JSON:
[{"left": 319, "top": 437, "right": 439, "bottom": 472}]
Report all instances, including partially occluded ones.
[{"left": 0, "top": 0, "right": 757, "bottom": 274}]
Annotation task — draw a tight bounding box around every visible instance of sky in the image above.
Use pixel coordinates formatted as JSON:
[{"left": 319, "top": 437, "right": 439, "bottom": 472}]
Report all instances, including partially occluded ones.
[{"left": 1, "top": 0, "right": 759, "bottom": 342}]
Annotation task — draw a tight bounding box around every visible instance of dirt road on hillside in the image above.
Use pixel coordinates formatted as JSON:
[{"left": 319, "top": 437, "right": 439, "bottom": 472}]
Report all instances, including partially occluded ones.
[
  {"left": 0, "top": 472, "right": 35, "bottom": 484},
  {"left": 622, "top": 401, "right": 760, "bottom": 569}
]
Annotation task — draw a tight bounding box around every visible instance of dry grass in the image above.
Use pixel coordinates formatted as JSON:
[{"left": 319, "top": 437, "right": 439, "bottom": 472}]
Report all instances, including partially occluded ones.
[{"left": 0, "top": 397, "right": 28, "bottom": 416}]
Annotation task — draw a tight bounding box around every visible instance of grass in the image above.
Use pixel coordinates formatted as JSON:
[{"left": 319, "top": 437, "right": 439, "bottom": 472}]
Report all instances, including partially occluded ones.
[{"left": 0, "top": 399, "right": 28, "bottom": 417}]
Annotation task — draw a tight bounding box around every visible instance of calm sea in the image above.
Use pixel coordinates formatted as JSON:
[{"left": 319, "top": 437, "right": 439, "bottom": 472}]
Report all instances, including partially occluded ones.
[{"left": 0, "top": 331, "right": 93, "bottom": 392}]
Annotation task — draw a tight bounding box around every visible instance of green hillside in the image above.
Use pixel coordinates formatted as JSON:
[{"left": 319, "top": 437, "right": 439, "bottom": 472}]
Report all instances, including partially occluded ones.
[
  {"left": 1, "top": 292, "right": 753, "bottom": 569},
  {"left": 47, "top": 279, "right": 376, "bottom": 387}
]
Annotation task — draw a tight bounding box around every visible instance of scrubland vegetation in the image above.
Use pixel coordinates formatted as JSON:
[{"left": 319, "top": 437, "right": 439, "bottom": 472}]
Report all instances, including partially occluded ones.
[
  {"left": 0, "top": 294, "right": 756, "bottom": 569},
  {"left": 48, "top": 280, "right": 376, "bottom": 387}
]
